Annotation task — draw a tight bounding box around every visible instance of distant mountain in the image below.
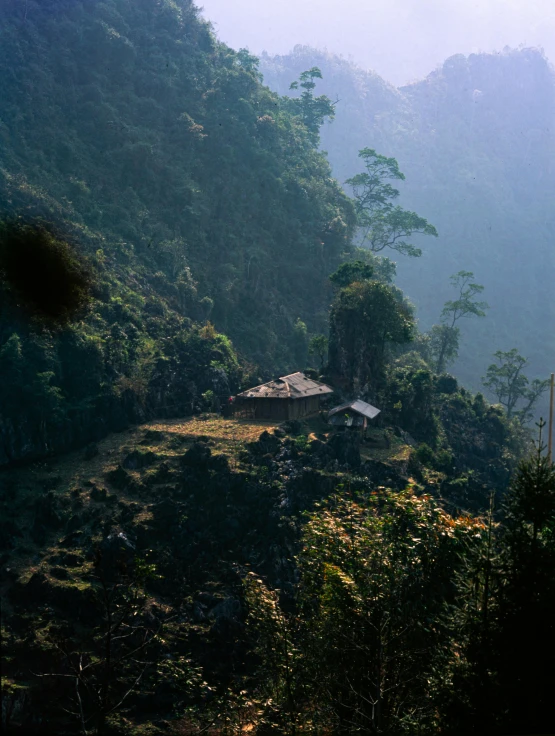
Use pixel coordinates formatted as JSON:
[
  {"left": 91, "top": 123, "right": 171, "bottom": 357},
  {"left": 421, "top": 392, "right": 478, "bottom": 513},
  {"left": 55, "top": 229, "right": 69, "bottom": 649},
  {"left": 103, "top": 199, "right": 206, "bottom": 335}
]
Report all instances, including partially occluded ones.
[{"left": 260, "top": 46, "right": 555, "bottom": 398}]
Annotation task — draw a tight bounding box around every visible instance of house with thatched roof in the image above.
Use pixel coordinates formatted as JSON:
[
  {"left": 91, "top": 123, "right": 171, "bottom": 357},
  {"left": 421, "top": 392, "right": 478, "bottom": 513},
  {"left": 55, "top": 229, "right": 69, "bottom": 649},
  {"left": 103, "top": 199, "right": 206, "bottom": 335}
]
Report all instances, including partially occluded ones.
[{"left": 233, "top": 372, "right": 333, "bottom": 421}]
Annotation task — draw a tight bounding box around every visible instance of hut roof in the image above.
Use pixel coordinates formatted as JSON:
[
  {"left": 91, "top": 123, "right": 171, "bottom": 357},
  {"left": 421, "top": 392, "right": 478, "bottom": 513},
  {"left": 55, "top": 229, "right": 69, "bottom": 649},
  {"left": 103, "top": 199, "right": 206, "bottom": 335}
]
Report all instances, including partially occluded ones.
[
  {"left": 237, "top": 372, "right": 333, "bottom": 400},
  {"left": 328, "top": 399, "right": 381, "bottom": 420}
]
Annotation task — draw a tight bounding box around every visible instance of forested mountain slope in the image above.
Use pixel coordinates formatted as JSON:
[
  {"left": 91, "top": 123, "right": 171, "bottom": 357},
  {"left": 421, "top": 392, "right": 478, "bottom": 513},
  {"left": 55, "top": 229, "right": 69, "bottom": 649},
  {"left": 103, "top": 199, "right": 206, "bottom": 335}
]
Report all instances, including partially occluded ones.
[
  {"left": 3, "top": 8, "right": 553, "bottom": 733},
  {"left": 0, "top": 1, "right": 354, "bottom": 463},
  {"left": 0, "top": 1, "right": 355, "bottom": 359},
  {"left": 260, "top": 46, "right": 555, "bottom": 396}
]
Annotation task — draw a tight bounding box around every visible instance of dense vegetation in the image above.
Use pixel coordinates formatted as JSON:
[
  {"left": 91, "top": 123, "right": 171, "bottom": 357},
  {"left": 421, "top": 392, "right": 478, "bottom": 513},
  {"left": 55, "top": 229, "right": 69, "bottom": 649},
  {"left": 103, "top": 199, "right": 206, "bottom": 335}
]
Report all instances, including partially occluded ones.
[
  {"left": 1, "top": 2, "right": 553, "bottom": 735},
  {"left": 0, "top": 0, "right": 354, "bottom": 463},
  {"left": 0, "top": 402, "right": 548, "bottom": 735},
  {"left": 260, "top": 45, "right": 555, "bottom": 402}
]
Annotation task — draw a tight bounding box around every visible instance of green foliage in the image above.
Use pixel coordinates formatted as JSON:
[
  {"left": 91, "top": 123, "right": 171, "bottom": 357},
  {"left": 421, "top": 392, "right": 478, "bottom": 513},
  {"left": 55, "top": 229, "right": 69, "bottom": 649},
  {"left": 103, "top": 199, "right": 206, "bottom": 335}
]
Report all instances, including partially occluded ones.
[
  {"left": 244, "top": 488, "right": 485, "bottom": 733},
  {"left": 482, "top": 348, "right": 549, "bottom": 423},
  {"left": 445, "top": 425, "right": 555, "bottom": 734},
  {"left": 385, "top": 364, "right": 437, "bottom": 441},
  {"left": 329, "top": 259, "right": 374, "bottom": 288},
  {"left": 441, "top": 271, "right": 488, "bottom": 325},
  {"left": 34, "top": 552, "right": 194, "bottom": 735},
  {"left": 292, "top": 317, "right": 309, "bottom": 366},
  {"left": 505, "top": 423, "right": 555, "bottom": 537},
  {"left": 0, "top": 306, "right": 242, "bottom": 464},
  {"left": 429, "top": 271, "right": 488, "bottom": 374},
  {"left": 0, "top": 0, "right": 362, "bottom": 462},
  {"left": 0, "top": 0, "right": 356, "bottom": 379},
  {"left": 288, "top": 67, "right": 336, "bottom": 144},
  {"left": 330, "top": 261, "right": 374, "bottom": 289},
  {"left": 358, "top": 249, "right": 397, "bottom": 284},
  {"left": 428, "top": 324, "right": 460, "bottom": 374},
  {"left": 415, "top": 442, "right": 435, "bottom": 466},
  {"left": 329, "top": 279, "right": 415, "bottom": 391},
  {"left": 435, "top": 373, "right": 459, "bottom": 395},
  {"left": 346, "top": 147, "right": 438, "bottom": 257},
  {"left": 260, "top": 47, "right": 555, "bottom": 398},
  {"left": 307, "top": 333, "right": 328, "bottom": 370},
  {"left": 244, "top": 572, "right": 302, "bottom": 734},
  {"left": 491, "top": 432, "right": 555, "bottom": 733},
  {"left": 348, "top": 247, "right": 397, "bottom": 284}
]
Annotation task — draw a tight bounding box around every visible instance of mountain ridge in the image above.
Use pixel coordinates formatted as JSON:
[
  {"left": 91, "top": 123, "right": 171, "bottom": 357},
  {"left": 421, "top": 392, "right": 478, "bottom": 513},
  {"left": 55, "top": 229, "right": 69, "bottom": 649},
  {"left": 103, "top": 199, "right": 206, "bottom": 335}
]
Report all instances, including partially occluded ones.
[{"left": 260, "top": 45, "right": 555, "bottom": 399}]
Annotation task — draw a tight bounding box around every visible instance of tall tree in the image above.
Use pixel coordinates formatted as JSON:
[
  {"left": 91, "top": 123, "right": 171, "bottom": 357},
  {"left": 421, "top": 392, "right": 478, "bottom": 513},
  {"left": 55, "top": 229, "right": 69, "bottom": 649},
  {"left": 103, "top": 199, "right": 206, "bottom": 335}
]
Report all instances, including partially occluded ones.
[
  {"left": 482, "top": 348, "right": 548, "bottom": 423},
  {"left": 328, "top": 279, "right": 414, "bottom": 392},
  {"left": 329, "top": 260, "right": 374, "bottom": 289},
  {"left": 430, "top": 271, "right": 488, "bottom": 374},
  {"left": 493, "top": 421, "right": 555, "bottom": 733},
  {"left": 346, "top": 148, "right": 437, "bottom": 257},
  {"left": 308, "top": 334, "right": 329, "bottom": 370},
  {"left": 288, "top": 67, "right": 336, "bottom": 144}
]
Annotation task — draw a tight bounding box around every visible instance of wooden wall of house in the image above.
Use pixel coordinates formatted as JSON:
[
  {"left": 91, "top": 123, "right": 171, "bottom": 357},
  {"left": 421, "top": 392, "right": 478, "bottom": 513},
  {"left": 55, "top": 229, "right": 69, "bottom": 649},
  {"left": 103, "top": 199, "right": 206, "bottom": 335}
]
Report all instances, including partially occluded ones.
[
  {"left": 252, "top": 398, "right": 288, "bottom": 420},
  {"left": 287, "top": 396, "right": 321, "bottom": 419},
  {"left": 234, "top": 396, "right": 323, "bottom": 420}
]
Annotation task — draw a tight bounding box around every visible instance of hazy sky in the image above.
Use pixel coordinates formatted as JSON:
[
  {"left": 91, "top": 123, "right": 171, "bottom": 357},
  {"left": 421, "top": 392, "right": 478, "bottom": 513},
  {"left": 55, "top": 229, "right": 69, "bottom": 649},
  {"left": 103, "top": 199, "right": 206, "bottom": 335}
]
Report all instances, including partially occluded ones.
[{"left": 199, "top": 0, "right": 555, "bottom": 85}]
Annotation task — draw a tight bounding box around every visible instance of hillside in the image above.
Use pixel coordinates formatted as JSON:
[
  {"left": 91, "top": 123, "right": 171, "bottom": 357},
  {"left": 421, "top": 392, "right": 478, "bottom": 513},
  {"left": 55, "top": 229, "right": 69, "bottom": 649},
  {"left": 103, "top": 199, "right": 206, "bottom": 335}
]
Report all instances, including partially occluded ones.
[
  {"left": 3, "top": 4, "right": 555, "bottom": 734},
  {"left": 0, "top": 1, "right": 354, "bottom": 464},
  {"left": 1, "top": 378, "right": 524, "bottom": 733},
  {"left": 260, "top": 46, "right": 555, "bottom": 399}
]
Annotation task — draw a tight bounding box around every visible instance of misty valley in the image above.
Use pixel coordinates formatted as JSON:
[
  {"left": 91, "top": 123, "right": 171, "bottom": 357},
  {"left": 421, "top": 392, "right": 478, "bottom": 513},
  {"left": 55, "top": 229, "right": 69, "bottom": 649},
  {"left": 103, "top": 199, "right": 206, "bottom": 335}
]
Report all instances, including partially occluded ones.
[{"left": 0, "top": 2, "right": 554, "bottom": 735}]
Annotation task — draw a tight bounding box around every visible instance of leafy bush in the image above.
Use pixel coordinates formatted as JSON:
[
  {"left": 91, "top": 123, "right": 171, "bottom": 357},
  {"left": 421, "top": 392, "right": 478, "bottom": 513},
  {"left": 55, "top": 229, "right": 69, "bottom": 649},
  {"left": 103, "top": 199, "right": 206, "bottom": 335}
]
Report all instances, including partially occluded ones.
[{"left": 415, "top": 442, "right": 435, "bottom": 466}]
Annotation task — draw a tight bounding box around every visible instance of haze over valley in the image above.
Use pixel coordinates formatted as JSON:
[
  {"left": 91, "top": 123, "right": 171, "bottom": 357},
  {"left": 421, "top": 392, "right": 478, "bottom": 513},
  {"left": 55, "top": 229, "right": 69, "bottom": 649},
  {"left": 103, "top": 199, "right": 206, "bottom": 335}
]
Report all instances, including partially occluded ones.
[{"left": 1, "top": 3, "right": 555, "bottom": 735}]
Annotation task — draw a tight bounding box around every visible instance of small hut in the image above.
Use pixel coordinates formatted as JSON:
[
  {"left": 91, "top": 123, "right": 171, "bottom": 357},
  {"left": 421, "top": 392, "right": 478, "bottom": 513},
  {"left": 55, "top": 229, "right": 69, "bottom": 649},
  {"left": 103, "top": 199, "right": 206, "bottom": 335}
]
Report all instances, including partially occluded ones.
[
  {"left": 328, "top": 399, "right": 381, "bottom": 433},
  {"left": 234, "top": 372, "right": 333, "bottom": 421}
]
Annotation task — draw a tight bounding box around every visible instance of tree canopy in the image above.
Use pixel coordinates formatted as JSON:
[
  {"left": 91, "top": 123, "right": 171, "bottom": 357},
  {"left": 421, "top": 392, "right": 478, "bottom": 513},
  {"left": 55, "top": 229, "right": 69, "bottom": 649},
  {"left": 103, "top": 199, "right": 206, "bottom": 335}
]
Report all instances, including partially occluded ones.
[
  {"left": 346, "top": 148, "right": 438, "bottom": 257},
  {"left": 482, "top": 348, "right": 548, "bottom": 424},
  {"left": 429, "top": 271, "right": 488, "bottom": 374},
  {"left": 329, "top": 279, "right": 415, "bottom": 391}
]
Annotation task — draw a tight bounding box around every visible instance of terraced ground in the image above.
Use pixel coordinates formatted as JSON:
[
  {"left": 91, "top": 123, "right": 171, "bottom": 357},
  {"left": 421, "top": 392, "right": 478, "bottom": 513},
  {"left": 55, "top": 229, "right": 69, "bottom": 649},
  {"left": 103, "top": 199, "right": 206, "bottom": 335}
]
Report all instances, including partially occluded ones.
[
  {"left": 1, "top": 413, "right": 415, "bottom": 733},
  {"left": 0, "top": 414, "right": 414, "bottom": 594}
]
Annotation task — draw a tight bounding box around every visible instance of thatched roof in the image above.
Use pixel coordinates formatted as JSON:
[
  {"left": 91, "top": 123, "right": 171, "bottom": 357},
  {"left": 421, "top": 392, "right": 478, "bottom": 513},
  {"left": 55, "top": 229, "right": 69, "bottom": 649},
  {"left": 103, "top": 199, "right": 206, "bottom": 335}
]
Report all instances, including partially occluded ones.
[{"left": 237, "top": 372, "right": 333, "bottom": 400}]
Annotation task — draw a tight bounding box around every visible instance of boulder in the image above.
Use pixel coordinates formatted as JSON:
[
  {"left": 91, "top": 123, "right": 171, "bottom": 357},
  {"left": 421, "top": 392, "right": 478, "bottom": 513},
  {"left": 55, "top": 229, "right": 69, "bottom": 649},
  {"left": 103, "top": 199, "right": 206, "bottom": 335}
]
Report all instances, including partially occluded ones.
[
  {"left": 209, "top": 454, "right": 229, "bottom": 473},
  {"left": 192, "top": 601, "right": 207, "bottom": 623},
  {"left": 209, "top": 596, "right": 241, "bottom": 622},
  {"left": 209, "top": 597, "right": 243, "bottom": 640},
  {"left": 142, "top": 429, "right": 166, "bottom": 442},
  {"left": 89, "top": 485, "right": 107, "bottom": 502},
  {"left": 360, "top": 460, "right": 405, "bottom": 489},
  {"left": 180, "top": 442, "right": 211, "bottom": 469},
  {"left": 96, "top": 531, "right": 136, "bottom": 580},
  {"left": 105, "top": 465, "right": 143, "bottom": 494},
  {"left": 60, "top": 530, "right": 86, "bottom": 548},
  {"left": 106, "top": 464, "right": 132, "bottom": 489},
  {"left": 283, "top": 419, "right": 303, "bottom": 435},
  {"left": 122, "top": 449, "right": 157, "bottom": 470},
  {"left": 250, "top": 430, "right": 281, "bottom": 456},
  {"left": 327, "top": 432, "right": 361, "bottom": 469}
]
